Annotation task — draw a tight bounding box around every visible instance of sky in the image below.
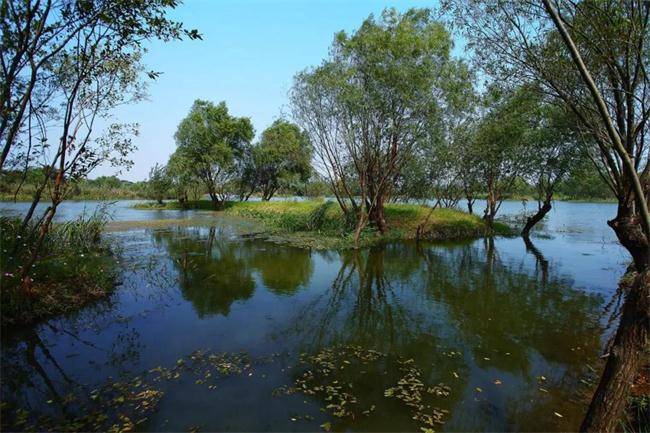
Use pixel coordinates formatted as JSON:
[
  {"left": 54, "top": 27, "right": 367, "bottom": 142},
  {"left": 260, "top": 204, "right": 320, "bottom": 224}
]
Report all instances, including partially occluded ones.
[{"left": 98, "top": 0, "right": 442, "bottom": 181}]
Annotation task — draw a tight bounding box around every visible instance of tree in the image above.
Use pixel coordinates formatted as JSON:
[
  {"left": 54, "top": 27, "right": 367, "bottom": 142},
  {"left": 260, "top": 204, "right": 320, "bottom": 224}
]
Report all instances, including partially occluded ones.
[
  {"left": 174, "top": 100, "right": 254, "bottom": 209},
  {"left": 2, "top": 0, "right": 200, "bottom": 288},
  {"left": 167, "top": 150, "right": 199, "bottom": 207},
  {"left": 472, "top": 87, "right": 532, "bottom": 225},
  {"left": 292, "top": 8, "right": 456, "bottom": 242},
  {"left": 445, "top": 1, "right": 649, "bottom": 430},
  {"left": 253, "top": 120, "right": 312, "bottom": 201},
  {"left": 0, "top": 0, "right": 200, "bottom": 171},
  {"left": 146, "top": 163, "right": 171, "bottom": 205},
  {"left": 520, "top": 103, "right": 586, "bottom": 237}
]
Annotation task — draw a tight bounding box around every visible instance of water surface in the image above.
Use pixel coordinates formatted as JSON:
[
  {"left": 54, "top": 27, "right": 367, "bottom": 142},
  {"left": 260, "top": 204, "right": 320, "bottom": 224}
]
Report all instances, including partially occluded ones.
[{"left": 0, "top": 200, "right": 627, "bottom": 431}]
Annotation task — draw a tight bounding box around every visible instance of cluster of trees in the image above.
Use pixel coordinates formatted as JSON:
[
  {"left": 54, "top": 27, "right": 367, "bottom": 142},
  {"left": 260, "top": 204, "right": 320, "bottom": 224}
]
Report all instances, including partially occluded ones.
[
  {"left": 290, "top": 9, "right": 589, "bottom": 242},
  {"left": 287, "top": 4, "right": 647, "bottom": 432},
  {"left": 1, "top": 0, "right": 199, "bottom": 286},
  {"left": 146, "top": 100, "right": 313, "bottom": 208}
]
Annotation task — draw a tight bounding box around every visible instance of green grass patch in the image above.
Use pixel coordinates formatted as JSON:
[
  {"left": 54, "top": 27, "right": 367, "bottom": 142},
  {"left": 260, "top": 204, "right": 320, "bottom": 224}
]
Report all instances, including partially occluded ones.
[{"left": 135, "top": 199, "right": 512, "bottom": 249}]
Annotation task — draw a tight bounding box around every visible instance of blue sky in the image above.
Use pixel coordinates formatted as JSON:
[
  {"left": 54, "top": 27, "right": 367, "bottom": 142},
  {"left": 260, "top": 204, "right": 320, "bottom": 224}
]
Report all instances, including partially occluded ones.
[{"left": 101, "top": 0, "right": 441, "bottom": 181}]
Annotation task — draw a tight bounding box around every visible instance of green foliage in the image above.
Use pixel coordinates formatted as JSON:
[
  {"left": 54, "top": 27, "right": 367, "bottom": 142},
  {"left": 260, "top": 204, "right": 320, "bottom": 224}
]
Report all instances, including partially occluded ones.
[
  {"left": 146, "top": 163, "right": 172, "bottom": 204},
  {"left": 0, "top": 208, "right": 117, "bottom": 325},
  {"left": 0, "top": 169, "right": 146, "bottom": 200},
  {"left": 253, "top": 120, "right": 312, "bottom": 201},
  {"left": 292, "top": 8, "right": 459, "bottom": 228},
  {"left": 556, "top": 161, "right": 614, "bottom": 201},
  {"left": 173, "top": 100, "right": 254, "bottom": 206}
]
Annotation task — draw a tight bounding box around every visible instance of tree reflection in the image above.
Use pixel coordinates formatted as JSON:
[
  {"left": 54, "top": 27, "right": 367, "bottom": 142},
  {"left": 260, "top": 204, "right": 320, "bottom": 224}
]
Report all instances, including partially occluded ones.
[
  {"left": 246, "top": 243, "right": 313, "bottom": 295},
  {"left": 154, "top": 226, "right": 315, "bottom": 316},
  {"left": 153, "top": 226, "right": 255, "bottom": 317}
]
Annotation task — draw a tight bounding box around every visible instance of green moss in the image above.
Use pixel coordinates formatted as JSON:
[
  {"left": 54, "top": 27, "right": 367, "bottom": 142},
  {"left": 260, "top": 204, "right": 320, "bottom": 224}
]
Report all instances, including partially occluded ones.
[{"left": 135, "top": 200, "right": 512, "bottom": 249}]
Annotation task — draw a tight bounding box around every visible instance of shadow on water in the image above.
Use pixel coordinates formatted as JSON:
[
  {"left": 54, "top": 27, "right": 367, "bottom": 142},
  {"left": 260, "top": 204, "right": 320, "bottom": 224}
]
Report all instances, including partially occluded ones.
[{"left": 1, "top": 224, "right": 608, "bottom": 432}]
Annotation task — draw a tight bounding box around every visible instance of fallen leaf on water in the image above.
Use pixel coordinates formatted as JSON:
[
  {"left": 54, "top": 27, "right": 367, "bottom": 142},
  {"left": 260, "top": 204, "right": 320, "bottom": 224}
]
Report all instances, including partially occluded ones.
[
  {"left": 475, "top": 387, "right": 483, "bottom": 393},
  {"left": 554, "top": 412, "right": 563, "bottom": 418},
  {"left": 493, "top": 380, "right": 502, "bottom": 385},
  {"left": 452, "top": 372, "right": 459, "bottom": 379}
]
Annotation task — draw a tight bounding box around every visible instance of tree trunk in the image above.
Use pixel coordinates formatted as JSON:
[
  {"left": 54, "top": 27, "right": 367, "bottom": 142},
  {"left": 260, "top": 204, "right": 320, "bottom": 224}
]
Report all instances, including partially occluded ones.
[
  {"left": 368, "top": 195, "right": 388, "bottom": 233},
  {"left": 580, "top": 269, "right": 649, "bottom": 433},
  {"left": 522, "top": 199, "right": 552, "bottom": 238},
  {"left": 467, "top": 197, "right": 474, "bottom": 215},
  {"left": 608, "top": 211, "right": 649, "bottom": 272}
]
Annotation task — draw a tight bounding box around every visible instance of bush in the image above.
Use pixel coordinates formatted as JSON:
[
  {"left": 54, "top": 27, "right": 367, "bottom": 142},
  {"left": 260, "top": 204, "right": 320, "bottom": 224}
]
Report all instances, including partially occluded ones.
[{"left": 0, "top": 207, "right": 117, "bottom": 326}]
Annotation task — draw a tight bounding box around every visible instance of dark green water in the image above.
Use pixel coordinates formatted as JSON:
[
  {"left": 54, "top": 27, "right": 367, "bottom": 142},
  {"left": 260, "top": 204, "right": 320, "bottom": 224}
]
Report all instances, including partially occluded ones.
[{"left": 0, "top": 204, "right": 628, "bottom": 432}]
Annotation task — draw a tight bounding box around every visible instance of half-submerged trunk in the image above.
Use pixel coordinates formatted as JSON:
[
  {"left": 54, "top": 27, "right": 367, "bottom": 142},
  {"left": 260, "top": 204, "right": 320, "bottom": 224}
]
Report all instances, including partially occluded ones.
[
  {"left": 467, "top": 197, "right": 475, "bottom": 215},
  {"left": 580, "top": 206, "right": 649, "bottom": 432},
  {"left": 521, "top": 198, "right": 552, "bottom": 238},
  {"left": 580, "top": 269, "right": 649, "bottom": 433}
]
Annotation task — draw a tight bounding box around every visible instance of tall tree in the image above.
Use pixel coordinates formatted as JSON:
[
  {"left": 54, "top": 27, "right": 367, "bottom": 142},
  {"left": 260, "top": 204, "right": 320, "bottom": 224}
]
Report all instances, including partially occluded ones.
[
  {"left": 0, "top": 0, "right": 200, "bottom": 171},
  {"left": 472, "top": 87, "right": 532, "bottom": 225},
  {"left": 146, "top": 163, "right": 171, "bottom": 205},
  {"left": 520, "top": 103, "right": 586, "bottom": 237},
  {"left": 253, "top": 120, "right": 312, "bottom": 201},
  {"left": 174, "top": 100, "right": 254, "bottom": 209},
  {"left": 445, "top": 1, "right": 650, "bottom": 430},
  {"left": 292, "top": 8, "right": 455, "bottom": 241}
]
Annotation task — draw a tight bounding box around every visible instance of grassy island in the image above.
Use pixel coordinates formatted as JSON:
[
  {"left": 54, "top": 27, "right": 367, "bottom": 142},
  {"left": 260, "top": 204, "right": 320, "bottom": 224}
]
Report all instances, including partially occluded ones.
[{"left": 133, "top": 200, "right": 511, "bottom": 249}]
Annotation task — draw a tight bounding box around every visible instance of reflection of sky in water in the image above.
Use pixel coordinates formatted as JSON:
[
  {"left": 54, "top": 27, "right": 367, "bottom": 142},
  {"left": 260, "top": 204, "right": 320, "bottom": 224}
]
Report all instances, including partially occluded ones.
[{"left": 0, "top": 200, "right": 628, "bottom": 432}]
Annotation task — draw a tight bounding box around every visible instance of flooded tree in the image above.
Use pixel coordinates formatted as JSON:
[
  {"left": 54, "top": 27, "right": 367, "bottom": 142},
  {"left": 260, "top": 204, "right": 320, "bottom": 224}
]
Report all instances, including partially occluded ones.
[
  {"left": 146, "top": 163, "right": 171, "bottom": 205},
  {"left": 445, "top": 0, "right": 650, "bottom": 430},
  {"left": 250, "top": 120, "right": 312, "bottom": 201},
  {"left": 292, "top": 9, "right": 459, "bottom": 240}
]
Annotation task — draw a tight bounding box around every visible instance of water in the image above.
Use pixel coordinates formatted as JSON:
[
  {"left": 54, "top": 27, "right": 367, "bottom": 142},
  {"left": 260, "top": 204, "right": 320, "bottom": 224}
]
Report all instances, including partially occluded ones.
[{"left": 0, "top": 200, "right": 629, "bottom": 432}]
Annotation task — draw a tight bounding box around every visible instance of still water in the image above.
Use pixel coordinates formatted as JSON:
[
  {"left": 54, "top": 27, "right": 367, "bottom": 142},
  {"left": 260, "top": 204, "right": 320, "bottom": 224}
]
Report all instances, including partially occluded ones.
[{"left": 0, "top": 200, "right": 629, "bottom": 431}]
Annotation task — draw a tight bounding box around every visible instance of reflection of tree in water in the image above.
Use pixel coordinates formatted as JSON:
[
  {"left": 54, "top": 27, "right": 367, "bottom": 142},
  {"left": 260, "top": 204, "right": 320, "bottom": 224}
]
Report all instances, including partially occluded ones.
[
  {"left": 420, "top": 237, "right": 605, "bottom": 431},
  {"left": 290, "top": 245, "right": 427, "bottom": 352},
  {"left": 246, "top": 243, "right": 313, "bottom": 295},
  {"left": 280, "top": 244, "right": 468, "bottom": 431},
  {"left": 154, "top": 226, "right": 255, "bottom": 317},
  {"left": 421, "top": 238, "right": 602, "bottom": 372},
  {"left": 1, "top": 319, "right": 144, "bottom": 430},
  {"left": 155, "top": 226, "right": 315, "bottom": 315}
]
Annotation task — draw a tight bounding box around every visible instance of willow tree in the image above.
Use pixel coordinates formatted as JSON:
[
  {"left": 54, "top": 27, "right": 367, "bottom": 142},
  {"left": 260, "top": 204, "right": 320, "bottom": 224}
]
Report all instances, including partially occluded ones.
[
  {"left": 174, "top": 100, "right": 254, "bottom": 209},
  {"left": 445, "top": 1, "right": 649, "bottom": 430},
  {"left": 253, "top": 120, "right": 312, "bottom": 201},
  {"left": 520, "top": 103, "right": 586, "bottom": 237},
  {"left": 472, "top": 87, "right": 534, "bottom": 225},
  {"left": 292, "top": 8, "right": 453, "bottom": 238}
]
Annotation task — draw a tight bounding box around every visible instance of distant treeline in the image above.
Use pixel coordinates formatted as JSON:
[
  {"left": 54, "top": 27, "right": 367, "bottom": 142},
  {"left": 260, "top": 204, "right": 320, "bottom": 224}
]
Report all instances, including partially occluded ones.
[
  {"left": 0, "top": 163, "right": 612, "bottom": 203},
  {"left": 0, "top": 169, "right": 147, "bottom": 201},
  {"left": 1, "top": 165, "right": 612, "bottom": 204}
]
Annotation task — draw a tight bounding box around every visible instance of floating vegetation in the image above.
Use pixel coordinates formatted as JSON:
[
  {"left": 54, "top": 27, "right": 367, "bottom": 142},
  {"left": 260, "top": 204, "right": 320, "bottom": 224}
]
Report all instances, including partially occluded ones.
[
  {"left": 148, "top": 350, "right": 251, "bottom": 389},
  {"left": 1, "top": 350, "right": 254, "bottom": 432},
  {"left": 1, "top": 375, "right": 163, "bottom": 432},
  {"left": 273, "top": 345, "right": 451, "bottom": 431}
]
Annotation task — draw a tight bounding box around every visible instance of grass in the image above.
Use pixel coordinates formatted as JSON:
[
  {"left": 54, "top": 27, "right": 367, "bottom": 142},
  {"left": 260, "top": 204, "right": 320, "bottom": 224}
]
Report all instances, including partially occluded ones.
[
  {"left": 0, "top": 208, "right": 118, "bottom": 326},
  {"left": 134, "top": 199, "right": 512, "bottom": 249}
]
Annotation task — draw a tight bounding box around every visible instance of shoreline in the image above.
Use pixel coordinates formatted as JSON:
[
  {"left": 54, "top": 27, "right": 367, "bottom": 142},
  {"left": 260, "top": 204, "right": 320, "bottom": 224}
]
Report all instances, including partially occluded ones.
[{"left": 130, "top": 200, "right": 513, "bottom": 250}]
